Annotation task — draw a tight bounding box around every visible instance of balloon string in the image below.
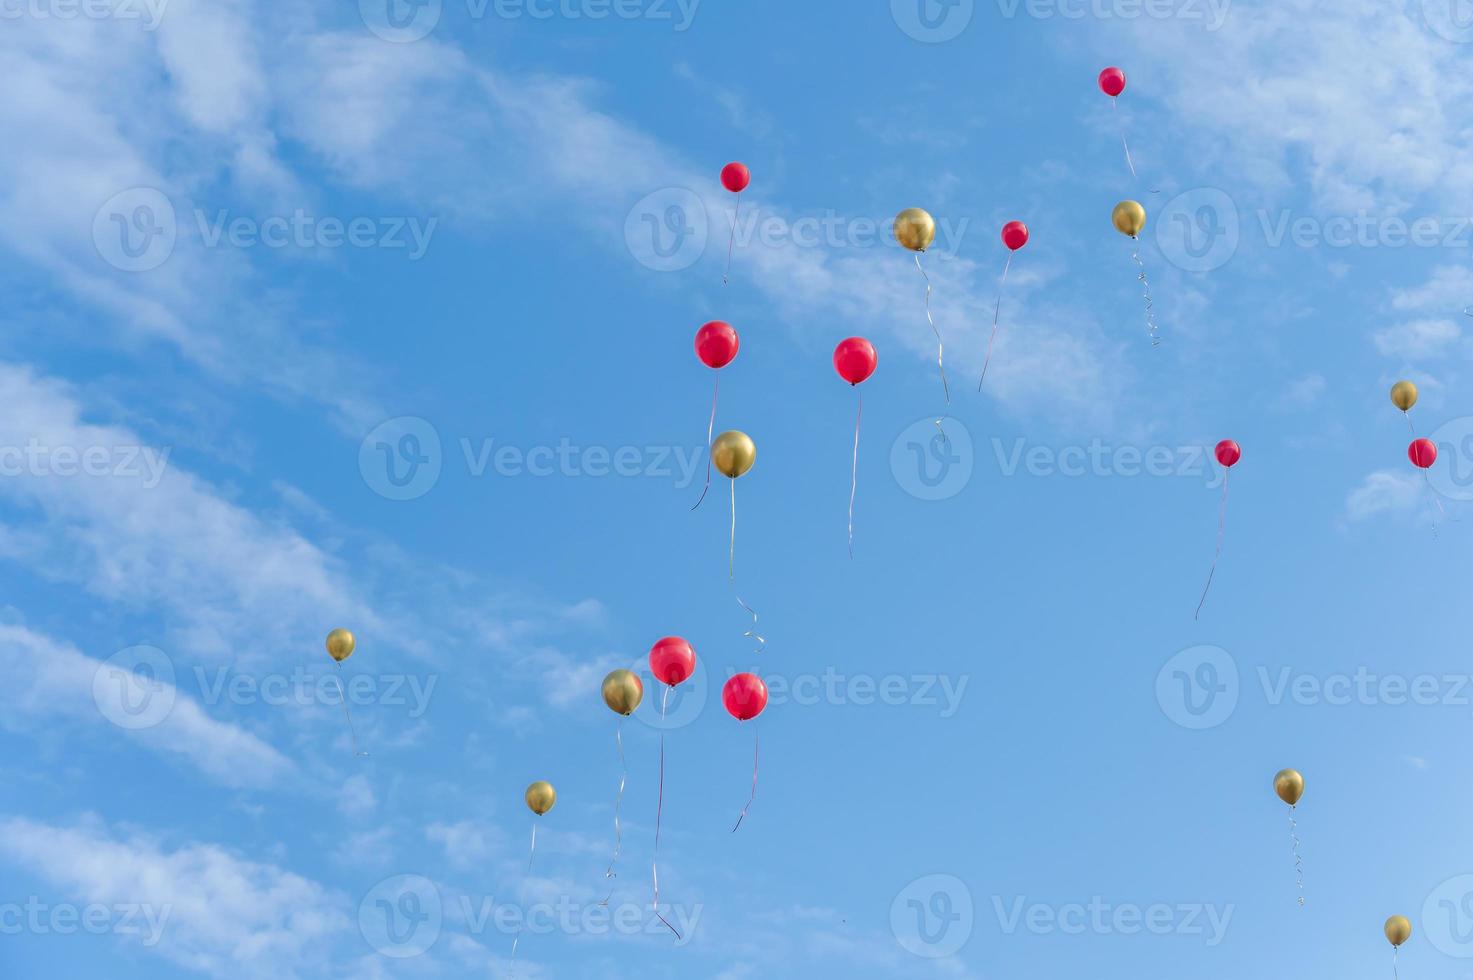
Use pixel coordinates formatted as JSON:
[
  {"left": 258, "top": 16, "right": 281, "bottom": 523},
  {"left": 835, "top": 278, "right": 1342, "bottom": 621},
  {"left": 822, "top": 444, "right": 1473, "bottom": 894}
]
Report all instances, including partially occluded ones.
[
  {"left": 691, "top": 375, "right": 719, "bottom": 511},
  {"left": 651, "top": 687, "right": 681, "bottom": 939},
  {"left": 729, "top": 476, "right": 737, "bottom": 579},
  {"left": 332, "top": 664, "right": 369, "bottom": 758},
  {"left": 1131, "top": 245, "right": 1161, "bottom": 348},
  {"left": 1195, "top": 468, "right": 1229, "bottom": 620},
  {"left": 914, "top": 253, "right": 950, "bottom": 444},
  {"left": 1288, "top": 805, "right": 1305, "bottom": 907},
  {"left": 978, "top": 252, "right": 1014, "bottom": 391},
  {"left": 727, "top": 479, "right": 766, "bottom": 655},
  {"left": 848, "top": 390, "right": 862, "bottom": 558},
  {"left": 599, "top": 720, "right": 627, "bottom": 905},
  {"left": 1393, "top": 945, "right": 1399, "bottom": 980},
  {"left": 723, "top": 191, "right": 741, "bottom": 286},
  {"left": 1403, "top": 411, "right": 1417, "bottom": 438},
  {"left": 510, "top": 822, "right": 538, "bottom": 964},
  {"left": 731, "top": 728, "right": 760, "bottom": 833},
  {"left": 1112, "top": 97, "right": 1138, "bottom": 179}
]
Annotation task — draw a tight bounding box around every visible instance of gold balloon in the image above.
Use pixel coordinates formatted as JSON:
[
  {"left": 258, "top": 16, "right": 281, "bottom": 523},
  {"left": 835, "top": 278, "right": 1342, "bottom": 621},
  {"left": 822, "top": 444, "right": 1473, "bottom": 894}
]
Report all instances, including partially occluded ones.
[
  {"left": 1273, "top": 769, "right": 1304, "bottom": 806},
  {"left": 525, "top": 781, "right": 557, "bottom": 816},
  {"left": 711, "top": 430, "right": 756, "bottom": 479},
  {"left": 1385, "top": 915, "right": 1412, "bottom": 948},
  {"left": 1391, "top": 380, "right": 1419, "bottom": 412},
  {"left": 602, "top": 669, "right": 644, "bottom": 716},
  {"left": 325, "top": 628, "right": 356, "bottom": 663},
  {"left": 894, "top": 208, "right": 937, "bottom": 253},
  {"left": 1112, "top": 200, "right": 1147, "bottom": 238}
]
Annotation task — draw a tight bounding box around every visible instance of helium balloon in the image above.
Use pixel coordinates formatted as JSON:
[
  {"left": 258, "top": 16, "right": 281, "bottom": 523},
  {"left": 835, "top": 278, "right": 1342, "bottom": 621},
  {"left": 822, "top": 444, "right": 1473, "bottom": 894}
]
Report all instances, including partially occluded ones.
[
  {"left": 602, "top": 669, "right": 644, "bottom": 716},
  {"left": 723, "top": 673, "right": 769, "bottom": 721},
  {"left": 695, "top": 321, "right": 739, "bottom": 369},
  {"left": 525, "top": 781, "right": 557, "bottom": 816},
  {"left": 1409, "top": 438, "right": 1437, "bottom": 469},
  {"left": 1391, "top": 380, "right": 1418, "bottom": 412},
  {"left": 893, "top": 208, "right": 936, "bottom": 253},
  {"left": 1196, "top": 439, "right": 1241, "bottom": 619},
  {"left": 325, "top": 628, "right": 355, "bottom": 663},
  {"left": 1113, "top": 200, "right": 1147, "bottom": 238},
  {"left": 1215, "top": 440, "right": 1242, "bottom": 468},
  {"left": 1099, "top": 66, "right": 1126, "bottom": 97},
  {"left": 711, "top": 430, "right": 756, "bottom": 479},
  {"left": 649, "top": 636, "right": 696, "bottom": 687},
  {"left": 720, "top": 162, "right": 750, "bottom": 193},
  {"left": 1385, "top": 915, "right": 1412, "bottom": 947},
  {"left": 1274, "top": 769, "right": 1304, "bottom": 806},
  {"left": 1001, "top": 220, "right": 1029, "bottom": 251},
  {"left": 833, "top": 337, "right": 877, "bottom": 386}
]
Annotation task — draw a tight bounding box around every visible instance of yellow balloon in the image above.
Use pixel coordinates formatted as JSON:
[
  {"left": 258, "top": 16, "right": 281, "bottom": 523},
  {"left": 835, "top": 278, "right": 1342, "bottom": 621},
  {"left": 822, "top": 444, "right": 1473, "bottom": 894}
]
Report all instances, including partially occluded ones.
[
  {"left": 525, "top": 781, "right": 557, "bottom": 816},
  {"left": 325, "top": 628, "right": 356, "bottom": 663},
  {"left": 1391, "top": 380, "right": 1419, "bottom": 412},
  {"left": 711, "top": 430, "right": 756, "bottom": 479},
  {"left": 1113, "top": 200, "right": 1147, "bottom": 238},
  {"left": 1273, "top": 768, "right": 1304, "bottom": 807},
  {"left": 894, "top": 208, "right": 937, "bottom": 253},
  {"left": 1385, "top": 915, "right": 1412, "bottom": 948},
  {"left": 601, "top": 669, "right": 644, "bottom": 716}
]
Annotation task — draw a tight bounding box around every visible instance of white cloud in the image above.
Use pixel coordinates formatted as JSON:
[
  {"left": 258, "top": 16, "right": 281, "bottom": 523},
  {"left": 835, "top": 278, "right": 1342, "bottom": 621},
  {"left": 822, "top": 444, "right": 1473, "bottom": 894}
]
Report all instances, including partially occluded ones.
[
  {"left": 1345, "top": 469, "right": 1424, "bottom": 521},
  {"left": 1373, "top": 317, "right": 1462, "bottom": 359}
]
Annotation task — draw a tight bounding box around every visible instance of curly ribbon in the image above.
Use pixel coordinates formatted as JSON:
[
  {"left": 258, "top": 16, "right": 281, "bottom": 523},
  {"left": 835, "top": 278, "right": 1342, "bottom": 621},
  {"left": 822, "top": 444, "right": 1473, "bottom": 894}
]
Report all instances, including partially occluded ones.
[
  {"left": 509, "top": 822, "right": 538, "bottom": 964},
  {"left": 913, "top": 253, "right": 950, "bottom": 442},
  {"left": 1131, "top": 245, "right": 1161, "bottom": 348},
  {"left": 723, "top": 191, "right": 742, "bottom": 286},
  {"left": 1195, "top": 467, "right": 1229, "bottom": 621},
  {"left": 599, "top": 720, "right": 627, "bottom": 906},
  {"left": 848, "top": 391, "right": 863, "bottom": 558},
  {"left": 731, "top": 729, "right": 760, "bottom": 833},
  {"left": 332, "top": 663, "right": 369, "bottom": 758},
  {"left": 650, "top": 686, "right": 681, "bottom": 939},
  {"left": 691, "top": 376, "right": 720, "bottom": 511},
  {"left": 978, "top": 252, "right": 1014, "bottom": 391},
  {"left": 728, "top": 480, "right": 766, "bottom": 654},
  {"left": 1288, "top": 805, "right": 1305, "bottom": 907},
  {"left": 1393, "top": 945, "right": 1400, "bottom": 980},
  {"left": 1111, "top": 97, "right": 1137, "bottom": 180}
]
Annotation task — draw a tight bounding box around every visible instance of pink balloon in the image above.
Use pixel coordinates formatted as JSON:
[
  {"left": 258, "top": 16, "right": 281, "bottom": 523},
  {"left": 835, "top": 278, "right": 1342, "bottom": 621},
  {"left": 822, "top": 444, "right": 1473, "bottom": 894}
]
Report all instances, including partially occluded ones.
[
  {"left": 1099, "top": 66, "right": 1126, "bottom": 97},
  {"left": 722, "top": 673, "right": 768, "bottom": 721},
  {"left": 1215, "top": 440, "right": 1241, "bottom": 468},
  {"left": 1410, "top": 438, "right": 1437, "bottom": 469},
  {"left": 721, "top": 162, "right": 750, "bottom": 194},
  {"left": 1001, "top": 220, "right": 1029, "bottom": 251},
  {"left": 695, "top": 320, "right": 739, "bottom": 369},
  {"left": 649, "top": 636, "right": 696, "bottom": 687},
  {"left": 833, "top": 337, "right": 877, "bottom": 386}
]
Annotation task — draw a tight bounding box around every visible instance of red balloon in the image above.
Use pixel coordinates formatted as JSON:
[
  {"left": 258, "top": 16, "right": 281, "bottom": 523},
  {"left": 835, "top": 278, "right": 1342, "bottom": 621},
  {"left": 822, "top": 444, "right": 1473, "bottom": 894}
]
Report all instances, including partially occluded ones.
[
  {"left": 721, "top": 162, "right": 750, "bottom": 193},
  {"left": 649, "top": 636, "right": 696, "bottom": 687},
  {"left": 1214, "top": 440, "right": 1241, "bottom": 468},
  {"left": 833, "top": 337, "right": 877, "bottom": 386},
  {"left": 1001, "top": 220, "right": 1029, "bottom": 251},
  {"left": 1099, "top": 66, "right": 1126, "bottom": 97},
  {"left": 1410, "top": 438, "right": 1438, "bottom": 469},
  {"left": 722, "top": 672, "right": 768, "bottom": 721},
  {"left": 695, "top": 320, "right": 739, "bottom": 369}
]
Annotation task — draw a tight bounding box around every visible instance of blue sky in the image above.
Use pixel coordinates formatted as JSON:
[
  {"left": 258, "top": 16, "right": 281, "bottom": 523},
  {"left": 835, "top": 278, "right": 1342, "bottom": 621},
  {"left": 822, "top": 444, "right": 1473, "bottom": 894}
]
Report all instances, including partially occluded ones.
[{"left": 5, "top": 0, "right": 1473, "bottom": 977}]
